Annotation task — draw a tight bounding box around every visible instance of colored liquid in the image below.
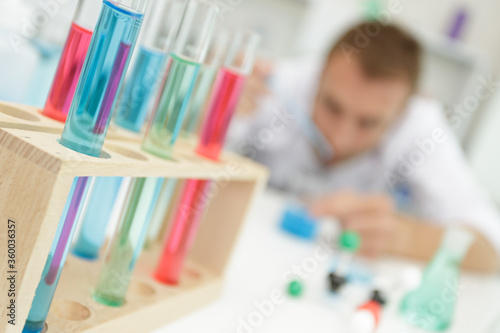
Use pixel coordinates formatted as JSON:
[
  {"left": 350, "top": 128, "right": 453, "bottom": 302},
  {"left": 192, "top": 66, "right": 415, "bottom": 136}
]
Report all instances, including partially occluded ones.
[
  {"left": 197, "top": 67, "right": 247, "bottom": 161},
  {"left": 42, "top": 23, "right": 92, "bottom": 123},
  {"left": 154, "top": 179, "right": 210, "bottom": 285},
  {"left": 400, "top": 250, "right": 462, "bottom": 331},
  {"left": 23, "top": 177, "right": 90, "bottom": 333},
  {"left": 142, "top": 53, "right": 200, "bottom": 160},
  {"left": 182, "top": 64, "right": 217, "bottom": 135},
  {"left": 145, "top": 178, "right": 178, "bottom": 247},
  {"left": 93, "top": 177, "right": 163, "bottom": 306},
  {"left": 72, "top": 177, "right": 123, "bottom": 260},
  {"left": 114, "top": 46, "right": 167, "bottom": 132},
  {"left": 60, "top": 1, "right": 144, "bottom": 157}
]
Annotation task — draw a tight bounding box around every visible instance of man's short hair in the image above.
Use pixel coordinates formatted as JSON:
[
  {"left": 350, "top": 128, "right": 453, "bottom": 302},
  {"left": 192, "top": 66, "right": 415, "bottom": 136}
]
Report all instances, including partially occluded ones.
[{"left": 329, "top": 22, "right": 422, "bottom": 91}]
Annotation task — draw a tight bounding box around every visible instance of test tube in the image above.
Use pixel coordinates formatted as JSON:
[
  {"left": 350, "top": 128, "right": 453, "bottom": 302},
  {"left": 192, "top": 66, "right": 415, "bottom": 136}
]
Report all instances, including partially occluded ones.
[
  {"left": 71, "top": 177, "right": 123, "bottom": 259},
  {"left": 92, "top": 1, "right": 218, "bottom": 305},
  {"left": 142, "top": 0, "right": 219, "bottom": 160},
  {"left": 145, "top": 178, "right": 178, "bottom": 247},
  {"left": 181, "top": 29, "right": 230, "bottom": 136},
  {"left": 23, "top": 177, "right": 90, "bottom": 333},
  {"left": 154, "top": 179, "right": 211, "bottom": 284},
  {"left": 60, "top": 0, "right": 148, "bottom": 157},
  {"left": 41, "top": 0, "right": 100, "bottom": 123},
  {"left": 93, "top": 177, "right": 163, "bottom": 306},
  {"left": 114, "top": 0, "right": 187, "bottom": 132},
  {"left": 197, "top": 29, "right": 261, "bottom": 160}
]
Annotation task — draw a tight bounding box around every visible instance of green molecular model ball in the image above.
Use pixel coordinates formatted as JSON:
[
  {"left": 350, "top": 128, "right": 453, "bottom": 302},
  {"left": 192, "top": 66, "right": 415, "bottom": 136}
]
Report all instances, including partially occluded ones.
[
  {"left": 339, "top": 231, "right": 361, "bottom": 252},
  {"left": 287, "top": 280, "right": 303, "bottom": 297}
]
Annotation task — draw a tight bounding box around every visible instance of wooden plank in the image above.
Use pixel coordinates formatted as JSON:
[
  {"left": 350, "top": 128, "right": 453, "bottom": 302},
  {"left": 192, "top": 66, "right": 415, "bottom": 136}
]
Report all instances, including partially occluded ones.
[{"left": 43, "top": 247, "right": 221, "bottom": 333}]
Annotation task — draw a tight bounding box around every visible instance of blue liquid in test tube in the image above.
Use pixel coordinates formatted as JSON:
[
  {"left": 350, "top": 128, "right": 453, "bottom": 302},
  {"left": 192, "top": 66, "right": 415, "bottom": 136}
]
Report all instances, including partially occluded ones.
[
  {"left": 60, "top": 0, "right": 145, "bottom": 157},
  {"left": 114, "top": 0, "right": 185, "bottom": 133},
  {"left": 23, "top": 178, "right": 90, "bottom": 333},
  {"left": 114, "top": 46, "right": 167, "bottom": 132},
  {"left": 72, "top": 177, "right": 123, "bottom": 259}
]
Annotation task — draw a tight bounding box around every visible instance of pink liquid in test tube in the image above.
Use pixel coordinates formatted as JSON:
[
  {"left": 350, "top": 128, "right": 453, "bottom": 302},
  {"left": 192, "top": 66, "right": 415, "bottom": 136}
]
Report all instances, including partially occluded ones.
[
  {"left": 42, "top": 23, "right": 92, "bottom": 123},
  {"left": 154, "top": 179, "right": 210, "bottom": 285},
  {"left": 196, "top": 67, "right": 247, "bottom": 161}
]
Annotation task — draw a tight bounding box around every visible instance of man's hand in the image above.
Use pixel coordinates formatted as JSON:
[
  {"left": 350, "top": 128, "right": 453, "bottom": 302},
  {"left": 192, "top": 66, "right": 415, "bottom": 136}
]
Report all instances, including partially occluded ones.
[{"left": 310, "top": 191, "right": 398, "bottom": 257}]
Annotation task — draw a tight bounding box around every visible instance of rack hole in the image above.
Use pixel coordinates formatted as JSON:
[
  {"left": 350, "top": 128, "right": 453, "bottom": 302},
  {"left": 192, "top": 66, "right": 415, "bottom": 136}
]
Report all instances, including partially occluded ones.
[
  {"left": 105, "top": 144, "right": 149, "bottom": 161},
  {"left": 51, "top": 300, "right": 91, "bottom": 321},
  {"left": 42, "top": 323, "right": 48, "bottom": 333},
  {"left": 0, "top": 105, "right": 41, "bottom": 122},
  {"left": 129, "top": 281, "right": 156, "bottom": 297}
]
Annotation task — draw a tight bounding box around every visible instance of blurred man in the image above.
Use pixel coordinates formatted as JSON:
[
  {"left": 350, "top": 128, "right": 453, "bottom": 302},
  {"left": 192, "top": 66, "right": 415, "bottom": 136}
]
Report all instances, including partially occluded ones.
[{"left": 229, "top": 22, "right": 500, "bottom": 272}]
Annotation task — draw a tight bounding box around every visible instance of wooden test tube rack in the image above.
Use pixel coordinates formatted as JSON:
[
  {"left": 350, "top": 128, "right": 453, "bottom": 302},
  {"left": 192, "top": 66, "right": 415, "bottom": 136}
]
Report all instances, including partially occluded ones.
[{"left": 0, "top": 101, "right": 268, "bottom": 333}]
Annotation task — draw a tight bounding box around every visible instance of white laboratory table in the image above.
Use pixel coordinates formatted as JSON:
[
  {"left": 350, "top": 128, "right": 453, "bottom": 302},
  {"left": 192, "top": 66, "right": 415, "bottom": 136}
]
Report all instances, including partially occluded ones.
[{"left": 154, "top": 190, "right": 500, "bottom": 333}]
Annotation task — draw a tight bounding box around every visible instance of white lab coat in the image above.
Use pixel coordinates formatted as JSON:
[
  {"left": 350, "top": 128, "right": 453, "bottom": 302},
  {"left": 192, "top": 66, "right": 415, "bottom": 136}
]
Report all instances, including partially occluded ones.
[{"left": 227, "top": 58, "right": 500, "bottom": 254}]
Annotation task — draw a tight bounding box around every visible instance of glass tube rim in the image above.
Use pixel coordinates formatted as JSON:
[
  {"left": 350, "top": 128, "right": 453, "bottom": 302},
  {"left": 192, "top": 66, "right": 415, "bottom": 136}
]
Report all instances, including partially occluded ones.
[
  {"left": 224, "top": 28, "right": 261, "bottom": 75},
  {"left": 172, "top": 0, "right": 219, "bottom": 63},
  {"left": 105, "top": 0, "right": 147, "bottom": 17}
]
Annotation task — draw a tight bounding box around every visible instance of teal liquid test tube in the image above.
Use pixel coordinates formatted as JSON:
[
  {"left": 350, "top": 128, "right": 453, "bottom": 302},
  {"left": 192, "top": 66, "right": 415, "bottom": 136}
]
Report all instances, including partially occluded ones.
[
  {"left": 181, "top": 29, "right": 230, "bottom": 136},
  {"left": 60, "top": 0, "right": 148, "bottom": 157},
  {"left": 71, "top": 177, "right": 123, "bottom": 259},
  {"left": 92, "top": 0, "right": 219, "bottom": 306},
  {"left": 400, "top": 228, "right": 474, "bottom": 331},
  {"left": 23, "top": 177, "right": 90, "bottom": 333},
  {"left": 114, "top": 0, "right": 187, "bottom": 132},
  {"left": 142, "top": 0, "right": 219, "bottom": 160},
  {"left": 23, "top": 1, "right": 148, "bottom": 331}
]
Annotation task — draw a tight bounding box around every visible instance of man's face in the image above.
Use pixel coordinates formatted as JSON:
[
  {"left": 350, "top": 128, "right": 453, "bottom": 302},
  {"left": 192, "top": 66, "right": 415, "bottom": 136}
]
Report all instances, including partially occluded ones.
[{"left": 313, "top": 52, "right": 412, "bottom": 162}]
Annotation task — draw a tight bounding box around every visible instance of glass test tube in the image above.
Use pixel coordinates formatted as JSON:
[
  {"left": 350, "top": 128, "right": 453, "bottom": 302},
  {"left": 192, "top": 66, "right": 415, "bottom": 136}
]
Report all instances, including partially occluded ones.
[
  {"left": 154, "top": 31, "right": 261, "bottom": 285},
  {"left": 114, "top": 0, "right": 187, "bottom": 132},
  {"left": 71, "top": 177, "right": 123, "bottom": 259},
  {"left": 93, "top": 177, "right": 163, "bottom": 306},
  {"left": 142, "top": 0, "right": 219, "bottom": 160},
  {"left": 92, "top": 1, "right": 218, "bottom": 306},
  {"left": 197, "top": 29, "right": 261, "bottom": 161},
  {"left": 23, "top": 177, "right": 90, "bottom": 333},
  {"left": 144, "top": 32, "right": 229, "bottom": 247},
  {"left": 154, "top": 179, "right": 211, "bottom": 284},
  {"left": 145, "top": 178, "right": 178, "bottom": 247},
  {"left": 41, "top": 0, "right": 100, "bottom": 123},
  {"left": 181, "top": 29, "right": 230, "bottom": 136},
  {"left": 60, "top": 0, "right": 148, "bottom": 157}
]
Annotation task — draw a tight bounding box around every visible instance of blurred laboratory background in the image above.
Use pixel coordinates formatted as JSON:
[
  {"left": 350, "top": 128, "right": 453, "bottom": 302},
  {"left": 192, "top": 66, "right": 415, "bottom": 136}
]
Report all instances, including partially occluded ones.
[{"left": 2, "top": 0, "right": 500, "bottom": 203}]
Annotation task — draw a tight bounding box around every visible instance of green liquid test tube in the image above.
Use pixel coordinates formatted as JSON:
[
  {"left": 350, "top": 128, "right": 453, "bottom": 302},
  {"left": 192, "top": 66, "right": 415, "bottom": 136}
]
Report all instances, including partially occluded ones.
[
  {"left": 141, "top": 0, "right": 219, "bottom": 159},
  {"left": 399, "top": 228, "right": 474, "bottom": 331},
  {"left": 93, "top": 177, "right": 161, "bottom": 306},
  {"left": 141, "top": 53, "right": 201, "bottom": 159},
  {"left": 181, "top": 30, "right": 229, "bottom": 136}
]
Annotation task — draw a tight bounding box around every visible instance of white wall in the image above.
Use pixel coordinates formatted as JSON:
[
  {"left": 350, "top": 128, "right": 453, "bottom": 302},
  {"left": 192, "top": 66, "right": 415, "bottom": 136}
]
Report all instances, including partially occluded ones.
[
  {"left": 292, "top": 0, "right": 500, "bottom": 73},
  {"left": 469, "top": 89, "right": 500, "bottom": 204}
]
